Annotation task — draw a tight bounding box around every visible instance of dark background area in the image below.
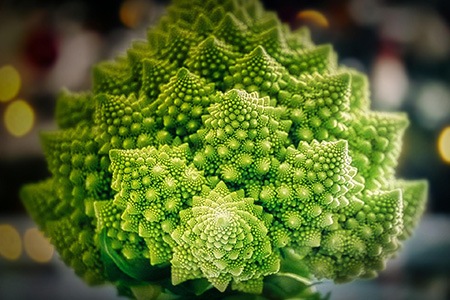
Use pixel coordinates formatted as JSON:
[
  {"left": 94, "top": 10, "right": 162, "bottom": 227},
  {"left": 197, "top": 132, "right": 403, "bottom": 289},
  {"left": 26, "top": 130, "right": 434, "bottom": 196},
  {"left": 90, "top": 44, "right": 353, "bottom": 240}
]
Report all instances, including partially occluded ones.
[{"left": 0, "top": 0, "right": 449, "bottom": 299}]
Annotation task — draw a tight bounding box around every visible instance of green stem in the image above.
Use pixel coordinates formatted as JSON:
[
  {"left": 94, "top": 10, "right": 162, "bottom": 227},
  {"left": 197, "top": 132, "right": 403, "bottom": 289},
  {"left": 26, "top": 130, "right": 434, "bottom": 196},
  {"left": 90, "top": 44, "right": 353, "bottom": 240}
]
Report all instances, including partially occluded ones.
[
  {"left": 275, "top": 272, "right": 313, "bottom": 286},
  {"left": 131, "top": 285, "right": 162, "bottom": 300}
]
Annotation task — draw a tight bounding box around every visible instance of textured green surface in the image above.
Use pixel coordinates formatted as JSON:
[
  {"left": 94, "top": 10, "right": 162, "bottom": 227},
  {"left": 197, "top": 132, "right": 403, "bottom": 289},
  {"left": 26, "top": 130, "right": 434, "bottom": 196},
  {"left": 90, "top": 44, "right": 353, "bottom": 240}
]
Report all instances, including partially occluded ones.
[{"left": 21, "top": 0, "right": 427, "bottom": 298}]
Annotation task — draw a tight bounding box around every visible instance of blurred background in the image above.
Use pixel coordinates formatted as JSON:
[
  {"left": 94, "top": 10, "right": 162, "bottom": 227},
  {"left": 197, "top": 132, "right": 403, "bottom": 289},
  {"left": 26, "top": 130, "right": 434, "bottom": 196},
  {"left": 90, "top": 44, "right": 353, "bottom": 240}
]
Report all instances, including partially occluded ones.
[{"left": 0, "top": 0, "right": 449, "bottom": 299}]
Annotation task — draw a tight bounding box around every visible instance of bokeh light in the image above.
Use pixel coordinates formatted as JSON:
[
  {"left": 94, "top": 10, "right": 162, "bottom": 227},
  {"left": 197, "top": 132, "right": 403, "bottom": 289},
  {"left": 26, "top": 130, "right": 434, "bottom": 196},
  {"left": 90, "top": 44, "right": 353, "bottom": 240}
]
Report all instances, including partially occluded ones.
[
  {"left": 0, "top": 224, "right": 22, "bottom": 261},
  {"left": 120, "top": 0, "right": 149, "bottom": 29},
  {"left": 438, "top": 126, "right": 450, "bottom": 164},
  {"left": 23, "top": 228, "right": 54, "bottom": 263},
  {"left": 415, "top": 81, "right": 450, "bottom": 130},
  {"left": 0, "top": 65, "right": 21, "bottom": 102},
  {"left": 372, "top": 55, "right": 408, "bottom": 110},
  {"left": 296, "top": 10, "right": 329, "bottom": 28},
  {"left": 4, "top": 100, "right": 35, "bottom": 137}
]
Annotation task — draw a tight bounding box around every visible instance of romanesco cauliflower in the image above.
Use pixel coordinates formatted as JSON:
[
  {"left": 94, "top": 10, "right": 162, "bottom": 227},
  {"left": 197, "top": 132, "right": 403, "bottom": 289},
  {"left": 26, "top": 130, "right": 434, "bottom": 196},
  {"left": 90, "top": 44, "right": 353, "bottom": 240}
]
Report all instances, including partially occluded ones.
[{"left": 21, "top": 0, "right": 428, "bottom": 299}]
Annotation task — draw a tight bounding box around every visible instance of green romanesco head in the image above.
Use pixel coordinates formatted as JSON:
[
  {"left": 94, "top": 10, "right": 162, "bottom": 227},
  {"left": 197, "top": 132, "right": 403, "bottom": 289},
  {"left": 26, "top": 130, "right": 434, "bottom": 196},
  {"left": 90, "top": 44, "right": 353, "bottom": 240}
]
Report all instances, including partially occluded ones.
[{"left": 20, "top": 0, "right": 428, "bottom": 299}]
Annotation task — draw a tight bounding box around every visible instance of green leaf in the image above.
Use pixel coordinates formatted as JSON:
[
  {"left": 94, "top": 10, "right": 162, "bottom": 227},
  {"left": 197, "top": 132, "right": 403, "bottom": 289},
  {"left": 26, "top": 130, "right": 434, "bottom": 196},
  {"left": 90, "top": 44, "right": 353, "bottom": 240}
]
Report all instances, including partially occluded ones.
[{"left": 99, "top": 229, "right": 170, "bottom": 283}]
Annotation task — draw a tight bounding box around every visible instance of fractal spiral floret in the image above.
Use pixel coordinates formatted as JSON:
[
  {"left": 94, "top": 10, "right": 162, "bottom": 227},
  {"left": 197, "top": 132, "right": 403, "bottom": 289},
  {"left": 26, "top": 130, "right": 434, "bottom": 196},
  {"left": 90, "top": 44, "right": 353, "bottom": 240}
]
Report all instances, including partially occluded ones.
[{"left": 21, "top": 0, "right": 428, "bottom": 299}]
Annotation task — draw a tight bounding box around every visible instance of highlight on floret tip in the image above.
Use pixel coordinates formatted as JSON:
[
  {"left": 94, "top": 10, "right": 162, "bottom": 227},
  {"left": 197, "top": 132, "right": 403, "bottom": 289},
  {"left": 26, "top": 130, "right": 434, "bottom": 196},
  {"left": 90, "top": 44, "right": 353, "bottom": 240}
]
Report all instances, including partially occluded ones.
[{"left": 20, "top": 0, "right": 427, "bottom": 299}]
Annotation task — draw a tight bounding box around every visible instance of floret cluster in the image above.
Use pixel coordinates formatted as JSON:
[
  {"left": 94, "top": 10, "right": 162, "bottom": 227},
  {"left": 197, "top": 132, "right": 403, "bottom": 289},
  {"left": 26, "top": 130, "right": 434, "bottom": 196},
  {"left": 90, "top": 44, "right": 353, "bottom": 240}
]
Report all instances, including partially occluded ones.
[{"left": 21, "top": 0, "right": 427, "bottom": 299}]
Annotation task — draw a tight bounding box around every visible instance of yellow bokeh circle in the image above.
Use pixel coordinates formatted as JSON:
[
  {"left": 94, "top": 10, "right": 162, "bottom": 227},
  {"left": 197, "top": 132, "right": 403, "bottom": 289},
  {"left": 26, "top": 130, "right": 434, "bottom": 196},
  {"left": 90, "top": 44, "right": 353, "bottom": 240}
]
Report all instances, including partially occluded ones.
[
  {"left": 4, "top": 100, "right": 35, "bottom": 137},
  {"left": 23, "top": 228, "right": 54, "bottom": 263},
  {"left": 297, "top": 10, "right": 329, "bottom": 28},
  {"left": 438, "top": 126, "right": 450, "bottom": 164},
  {"left": 0, "top": 224, "right": 22, "bottom": 260},
  {"left": 0, "top": 65, "right": 21, "bottom": 102}
]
